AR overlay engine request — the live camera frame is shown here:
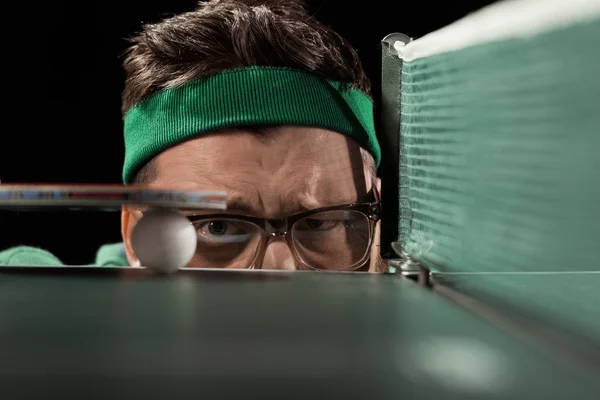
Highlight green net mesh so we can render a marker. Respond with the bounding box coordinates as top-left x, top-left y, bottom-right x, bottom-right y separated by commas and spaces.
397, 18, 600, 342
